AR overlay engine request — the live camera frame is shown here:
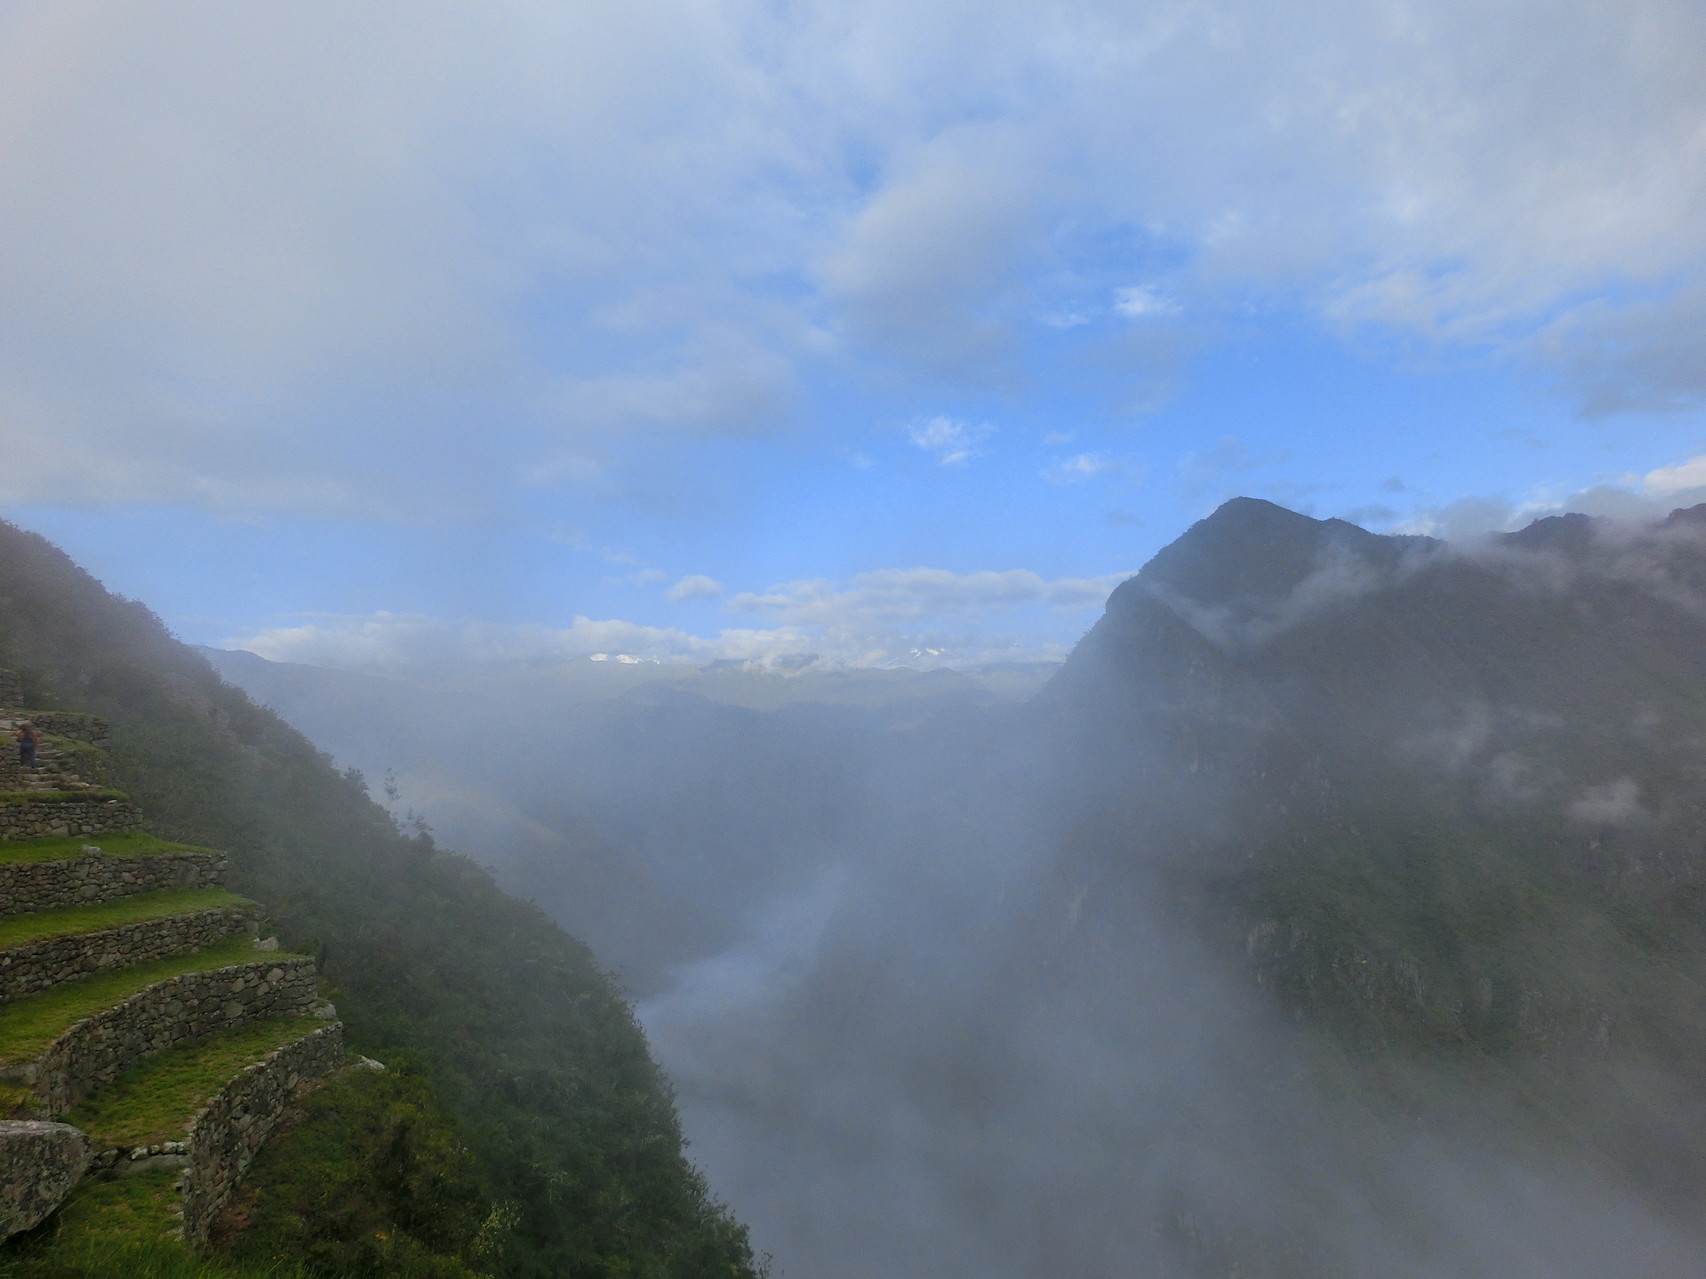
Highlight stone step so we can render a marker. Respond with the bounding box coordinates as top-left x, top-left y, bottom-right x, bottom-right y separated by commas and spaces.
9, 778, 100, 794
0, 792, 141, 842
0, 833, 226, 917
66, 1015, 344, 1244
1, 718, 114, 796
0, 938, 319, 1118
0, 712, 110, 750
0, 889, 258, 1003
